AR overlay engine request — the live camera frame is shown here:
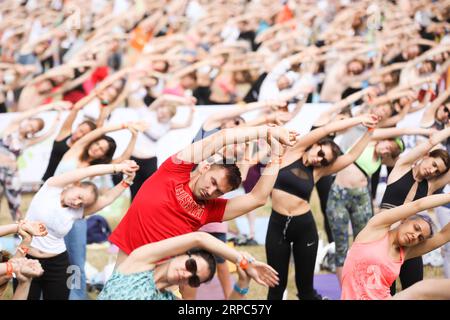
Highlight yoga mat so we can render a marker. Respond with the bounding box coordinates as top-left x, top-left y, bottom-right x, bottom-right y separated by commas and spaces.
314, 274, 341, 300
196, 276, 226, 300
